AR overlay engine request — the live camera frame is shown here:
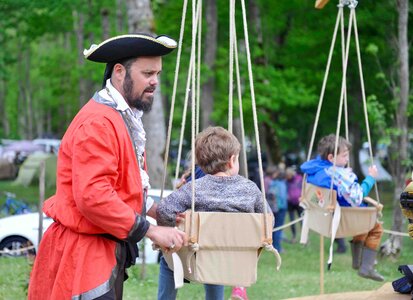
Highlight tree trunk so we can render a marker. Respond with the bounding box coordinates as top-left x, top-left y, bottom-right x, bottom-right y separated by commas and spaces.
233, 118, 248, 178
201, 0, 217, 130
73, 10, 88, 108
116, 0, 125, 33
126, 0, 164, 279
249, 0, 280, 166
101, 8, 110, 40
127, 0, 165, 188
24, 49, 34, 139
0, 79, 9, 136
380, 0, 409, 257
126, 0, 154, 33
17, 39, 26, 138
348, 88, 362, 178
